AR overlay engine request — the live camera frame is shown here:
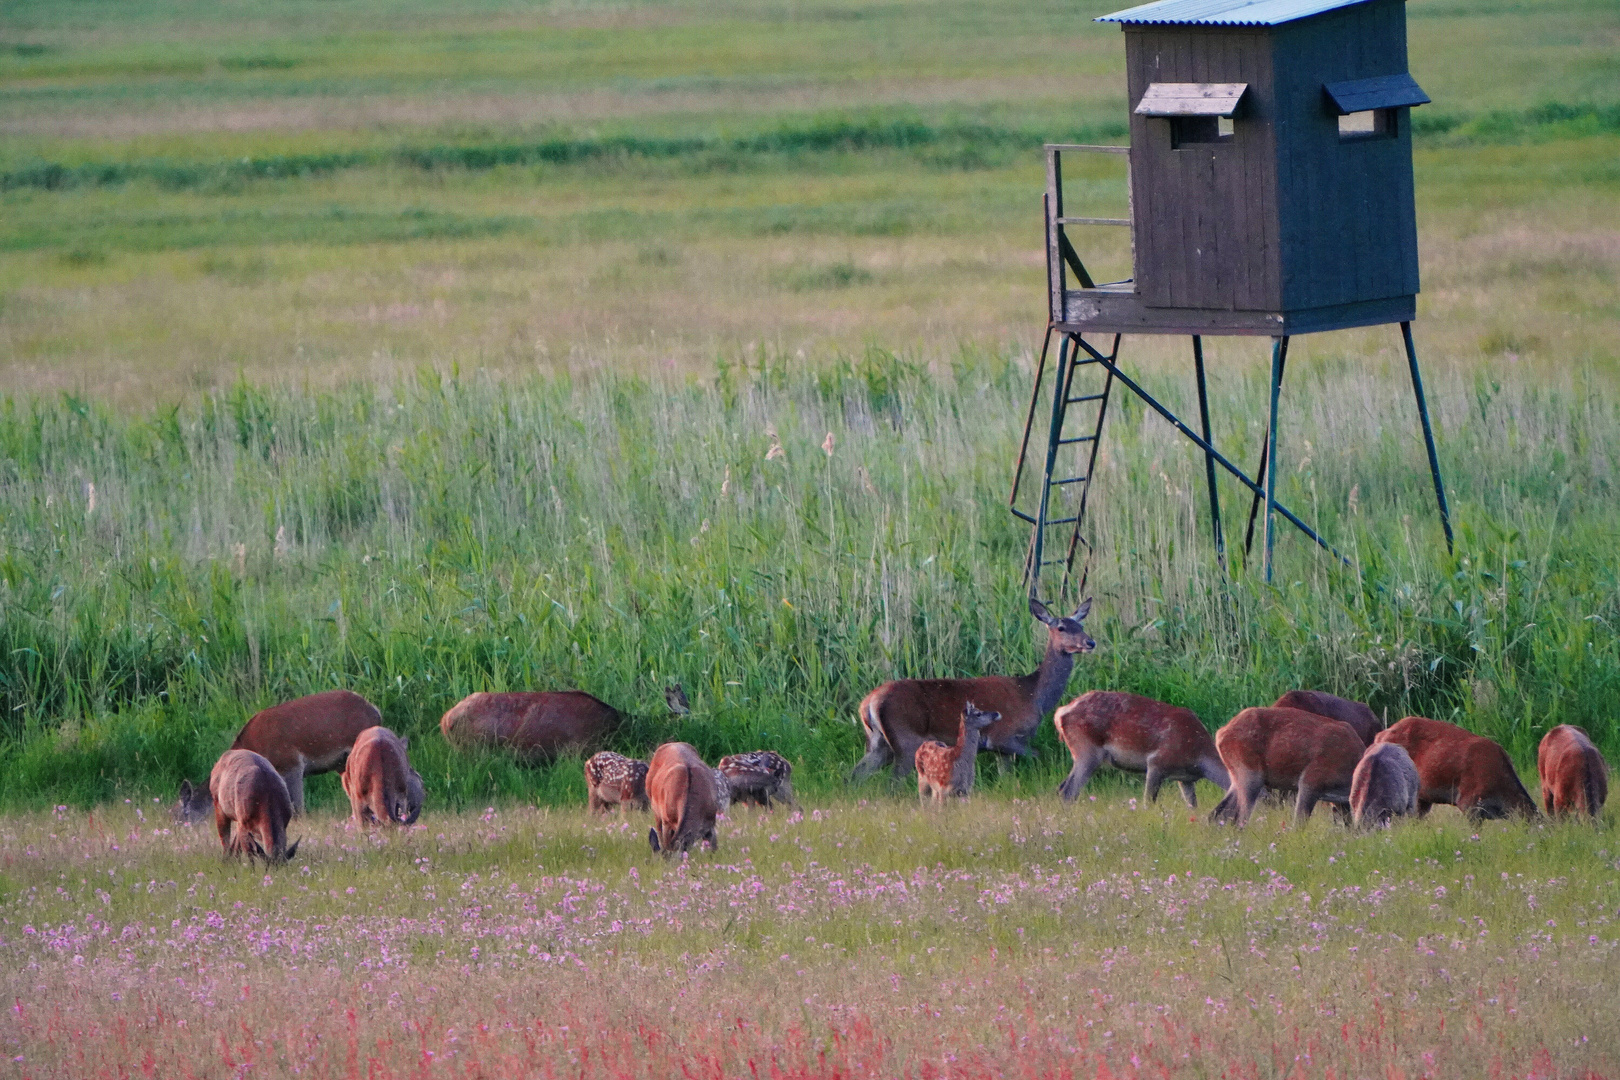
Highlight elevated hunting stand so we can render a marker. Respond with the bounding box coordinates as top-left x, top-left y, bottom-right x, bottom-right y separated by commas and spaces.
1010, 0, 1452, 602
